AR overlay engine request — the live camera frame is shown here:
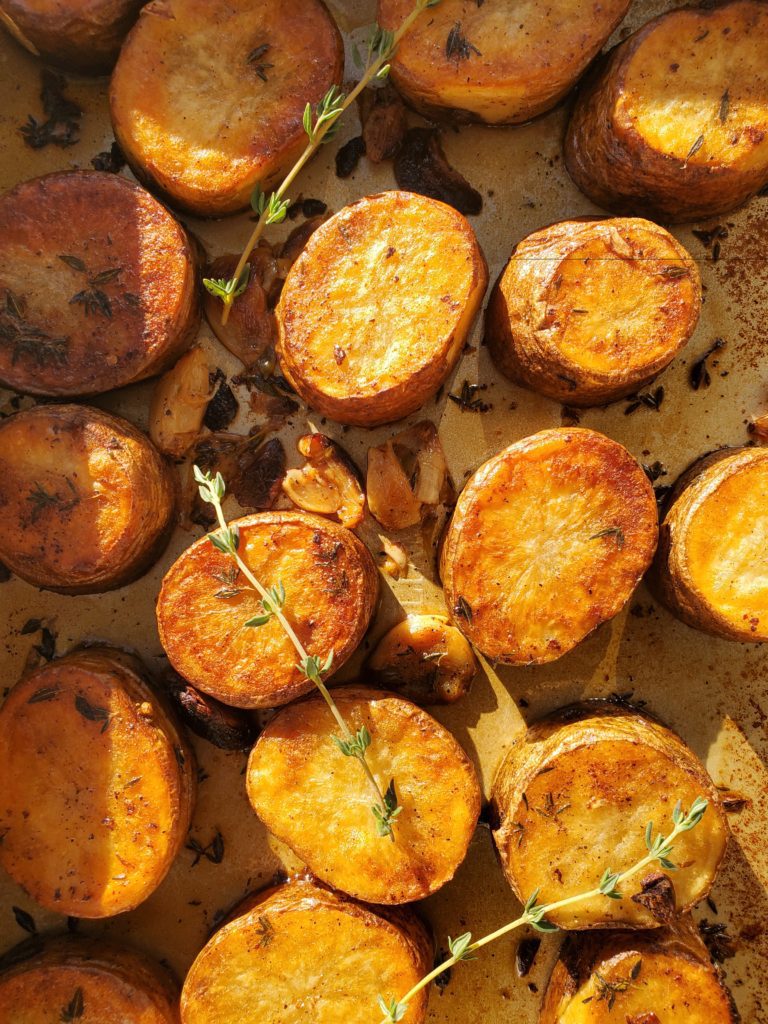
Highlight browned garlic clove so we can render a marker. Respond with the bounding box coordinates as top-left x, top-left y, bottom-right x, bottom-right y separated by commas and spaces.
149, 345, 212, 457
203, 249, 278, 366
282, 433, 365, 529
